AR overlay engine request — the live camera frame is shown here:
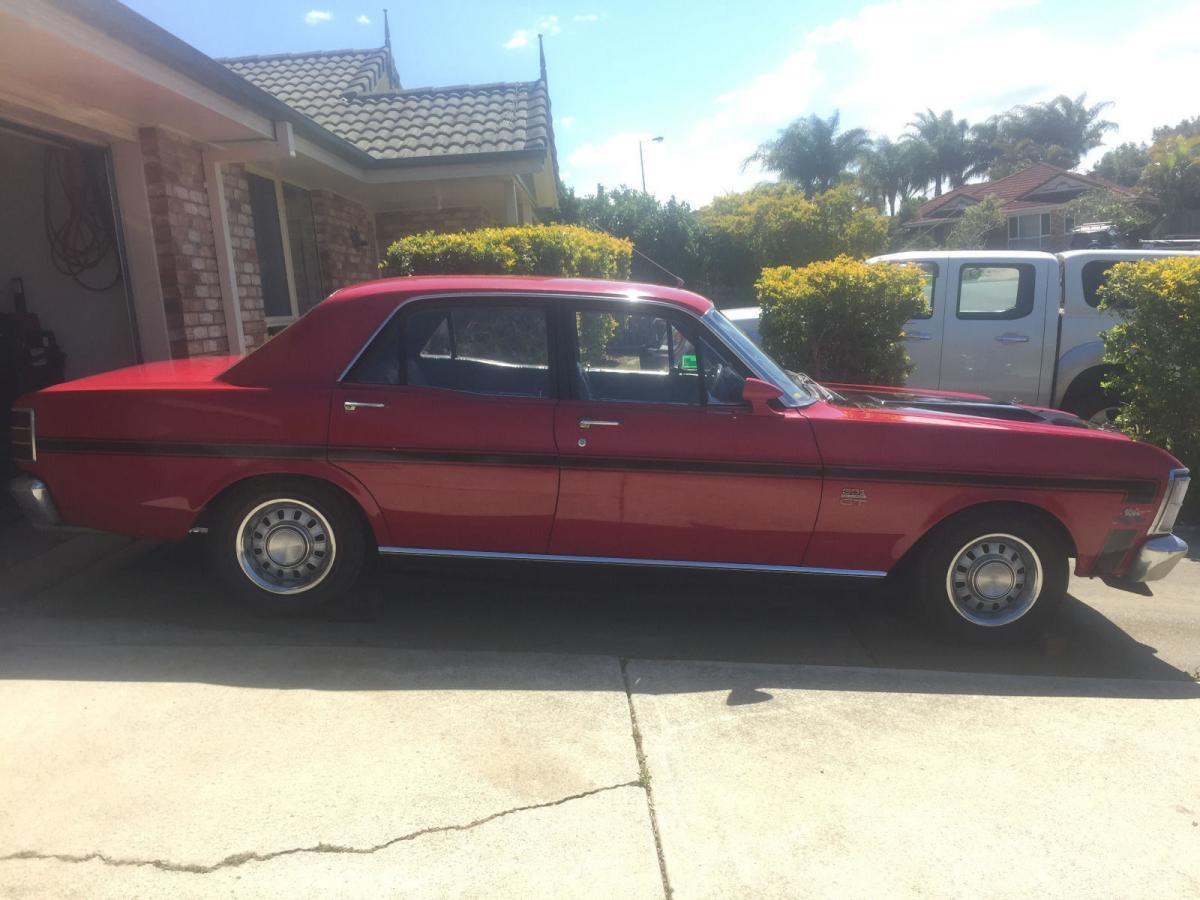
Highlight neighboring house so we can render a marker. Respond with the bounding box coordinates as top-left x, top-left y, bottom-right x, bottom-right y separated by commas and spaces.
0, 0, 558, 386
906, 164, 1137, 251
